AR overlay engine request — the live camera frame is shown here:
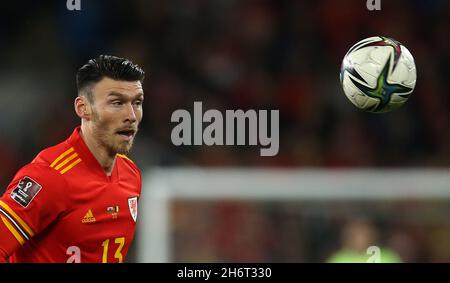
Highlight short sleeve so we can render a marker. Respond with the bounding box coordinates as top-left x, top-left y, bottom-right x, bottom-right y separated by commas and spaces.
0, 163, 68, 253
